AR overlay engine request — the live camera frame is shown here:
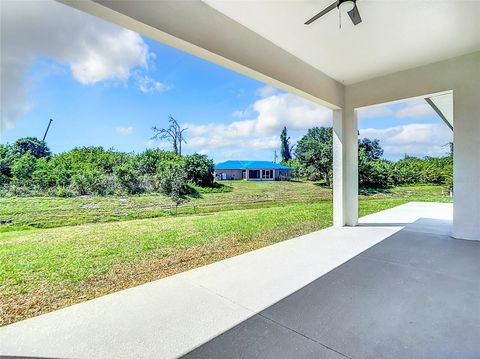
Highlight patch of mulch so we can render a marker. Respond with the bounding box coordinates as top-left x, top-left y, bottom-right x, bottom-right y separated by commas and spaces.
0, 238, 268, 327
